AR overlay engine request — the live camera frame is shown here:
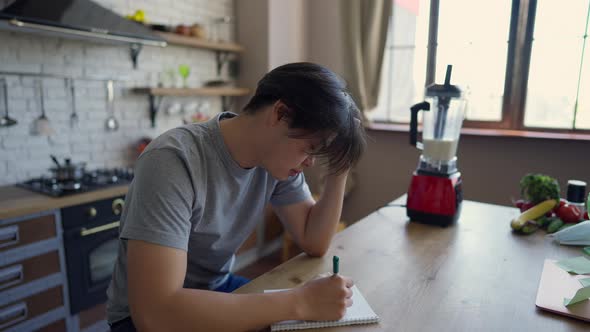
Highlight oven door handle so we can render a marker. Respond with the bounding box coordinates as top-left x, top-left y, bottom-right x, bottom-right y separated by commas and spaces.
80, 221, 120, 237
